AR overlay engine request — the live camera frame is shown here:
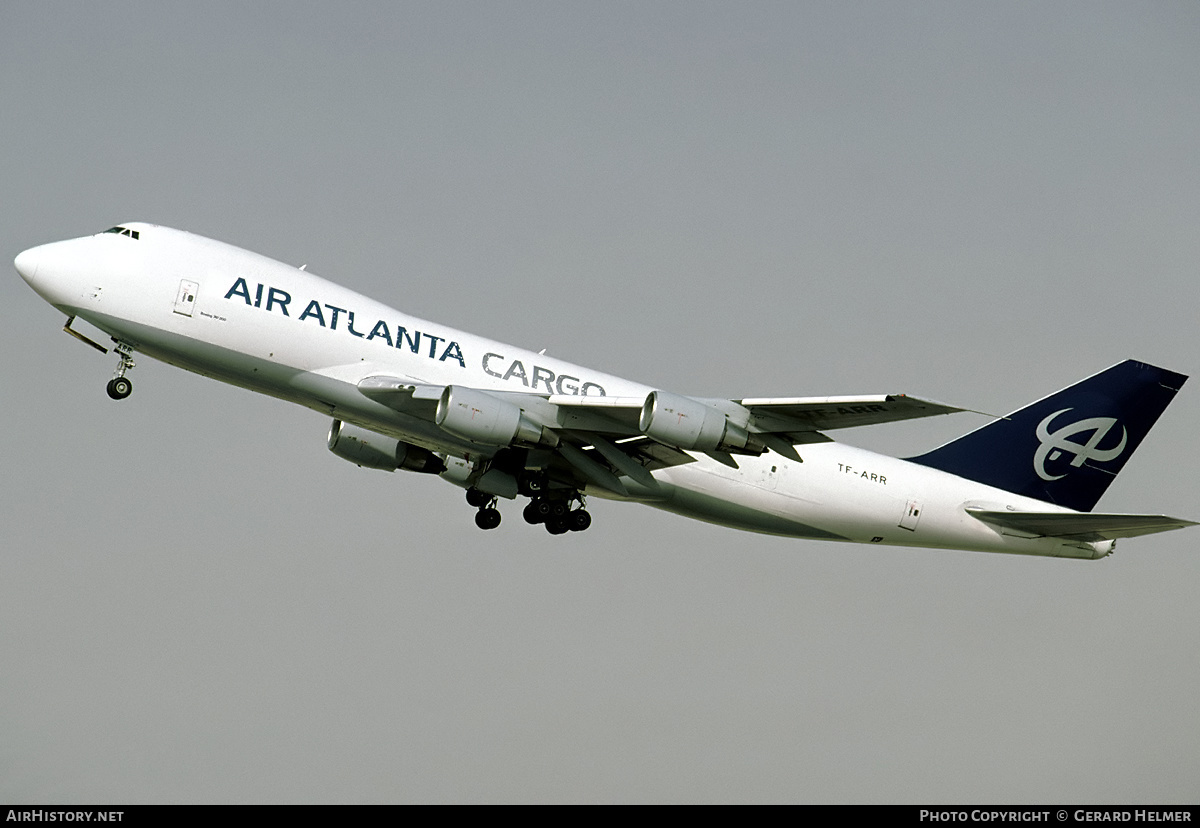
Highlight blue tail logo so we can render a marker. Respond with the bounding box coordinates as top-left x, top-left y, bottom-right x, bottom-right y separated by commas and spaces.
910, 360, 1186, 511
1034, 409, 1127, 481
